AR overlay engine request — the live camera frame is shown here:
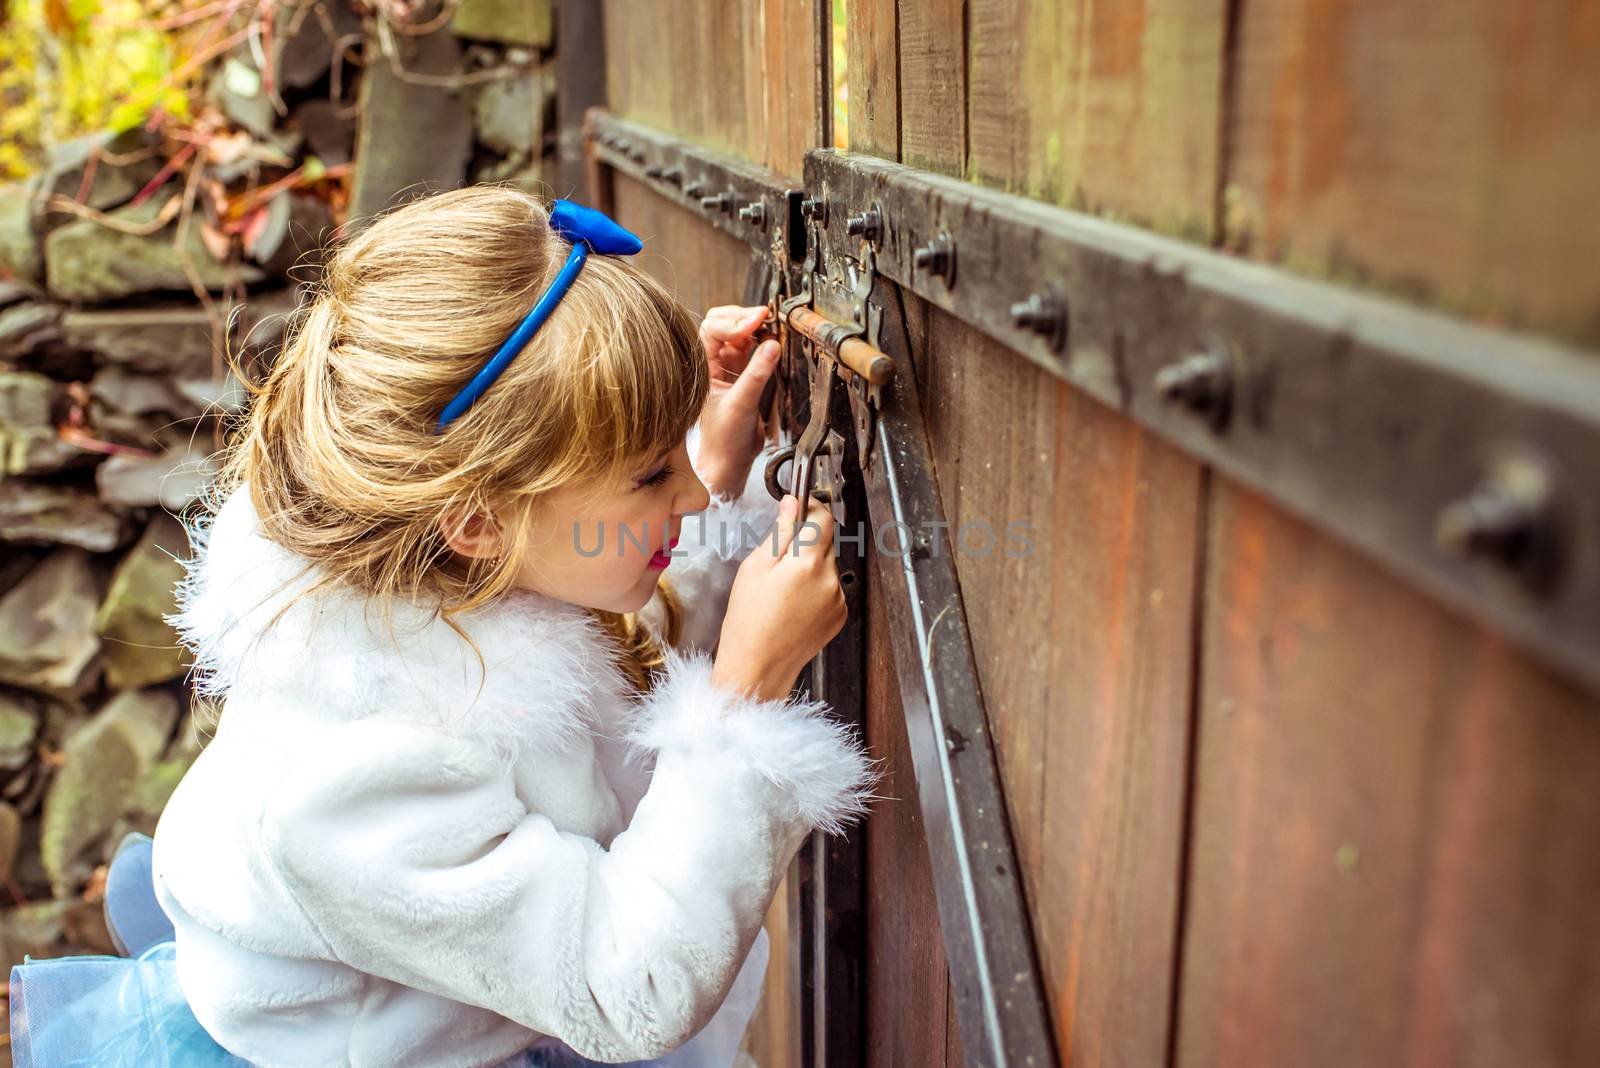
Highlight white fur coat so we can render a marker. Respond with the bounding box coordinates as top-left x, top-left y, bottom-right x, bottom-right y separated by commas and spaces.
150, 433, 875, 1068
